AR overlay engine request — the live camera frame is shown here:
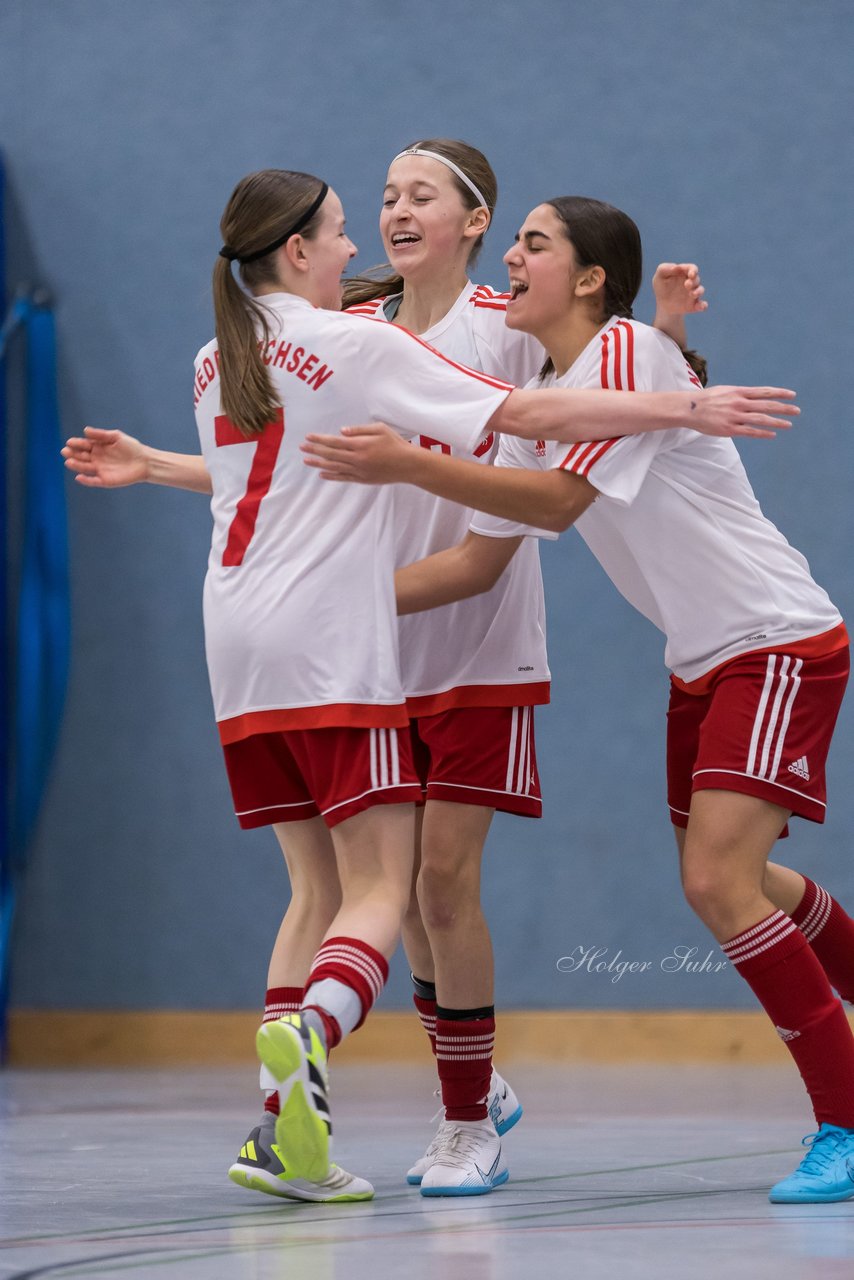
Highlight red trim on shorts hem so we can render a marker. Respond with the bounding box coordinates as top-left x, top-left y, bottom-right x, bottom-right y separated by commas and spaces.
425, 781, 542, 818
691, 769, 825, 824
218, 702, 410, 744
322, 784, 423, 829
406, 682, 550, 717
